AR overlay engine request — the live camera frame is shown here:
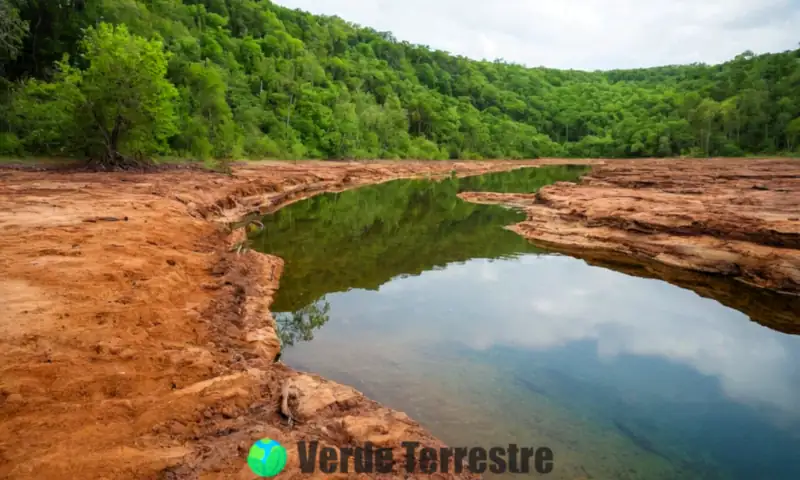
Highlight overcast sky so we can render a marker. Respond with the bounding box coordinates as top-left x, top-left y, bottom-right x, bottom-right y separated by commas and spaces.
275, 0, 800, 70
